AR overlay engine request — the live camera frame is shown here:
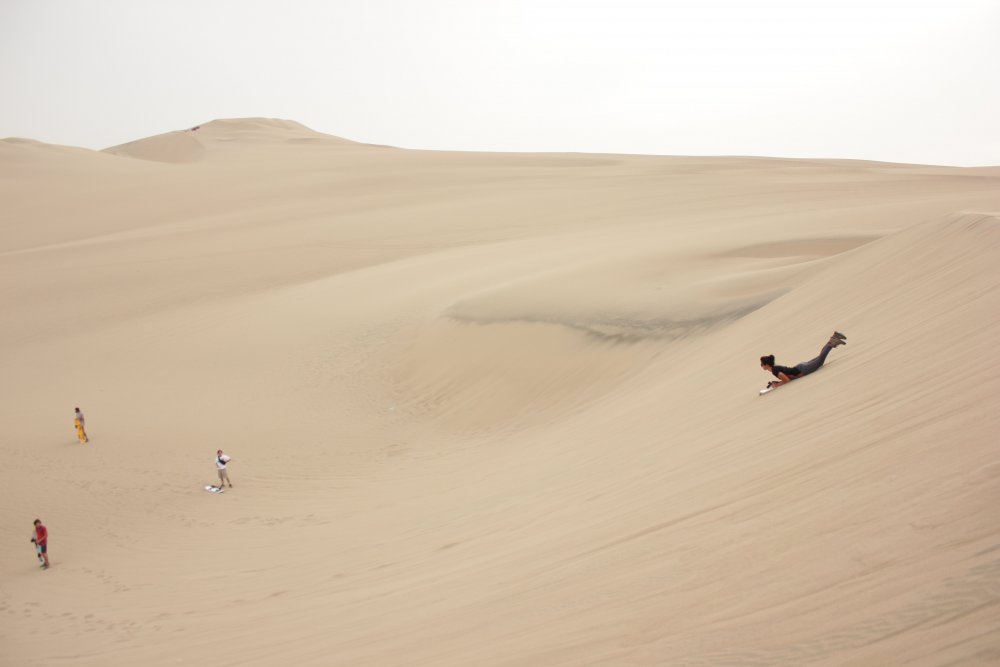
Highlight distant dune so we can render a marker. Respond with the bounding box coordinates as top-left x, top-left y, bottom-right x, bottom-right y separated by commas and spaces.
2, 119, 999, 666
102, 117, 365, 163
104, 129, 206, 163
